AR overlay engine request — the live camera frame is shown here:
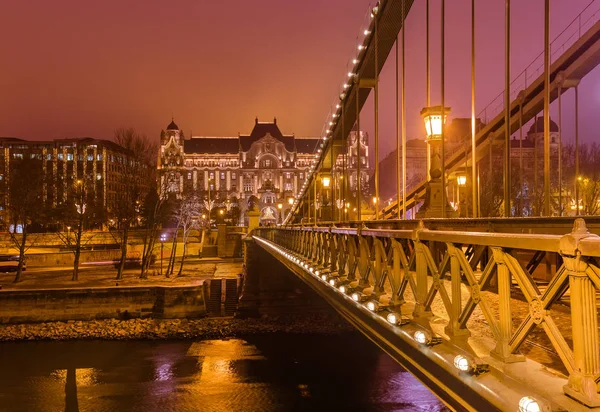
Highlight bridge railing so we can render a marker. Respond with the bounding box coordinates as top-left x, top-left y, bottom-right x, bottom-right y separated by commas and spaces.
254, 218, 600, 407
